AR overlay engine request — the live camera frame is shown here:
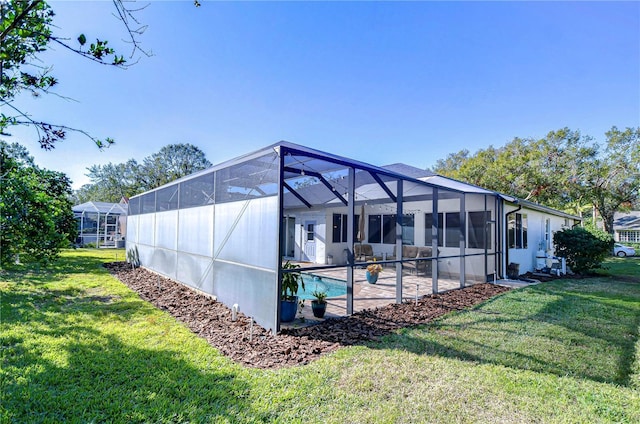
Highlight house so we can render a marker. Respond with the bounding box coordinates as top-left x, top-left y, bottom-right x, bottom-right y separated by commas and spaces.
613, 211, 640, 243
125, 141, 580, 332
292, 167, 579, 275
